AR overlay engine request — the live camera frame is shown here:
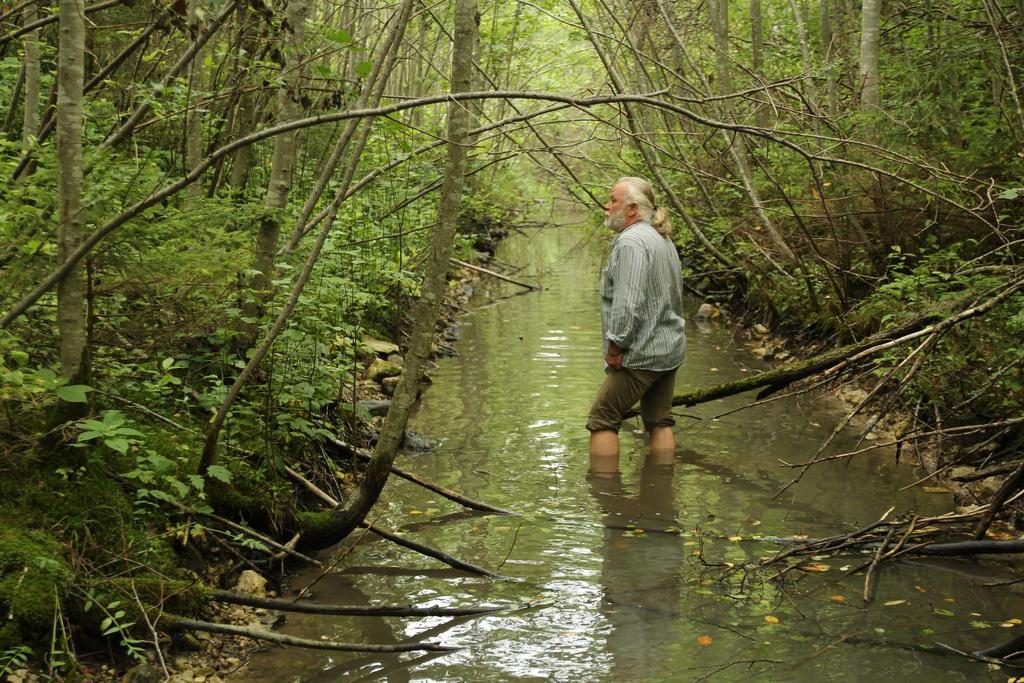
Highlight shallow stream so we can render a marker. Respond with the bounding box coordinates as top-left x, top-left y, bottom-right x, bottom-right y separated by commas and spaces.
238, 221, 1021, 682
